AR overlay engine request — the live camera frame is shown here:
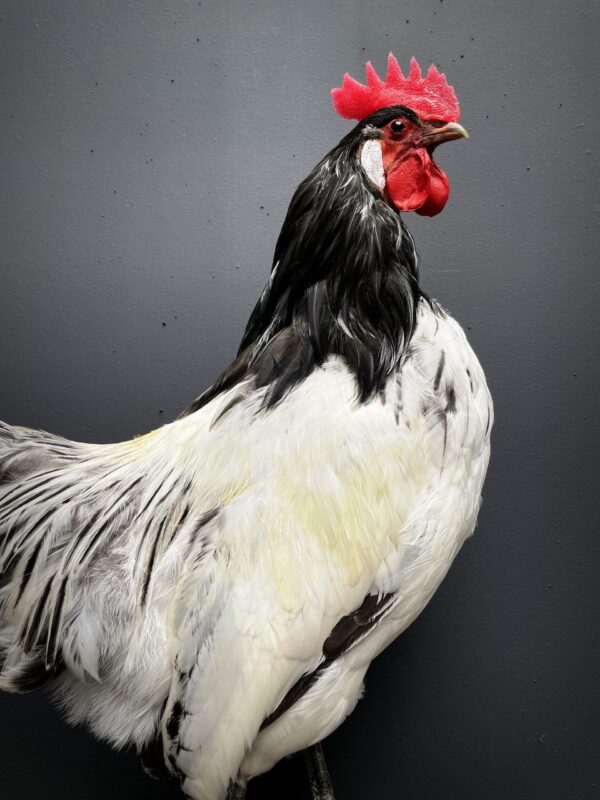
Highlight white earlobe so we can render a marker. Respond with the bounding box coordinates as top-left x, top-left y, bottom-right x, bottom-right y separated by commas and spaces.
360, 139, 385, 190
